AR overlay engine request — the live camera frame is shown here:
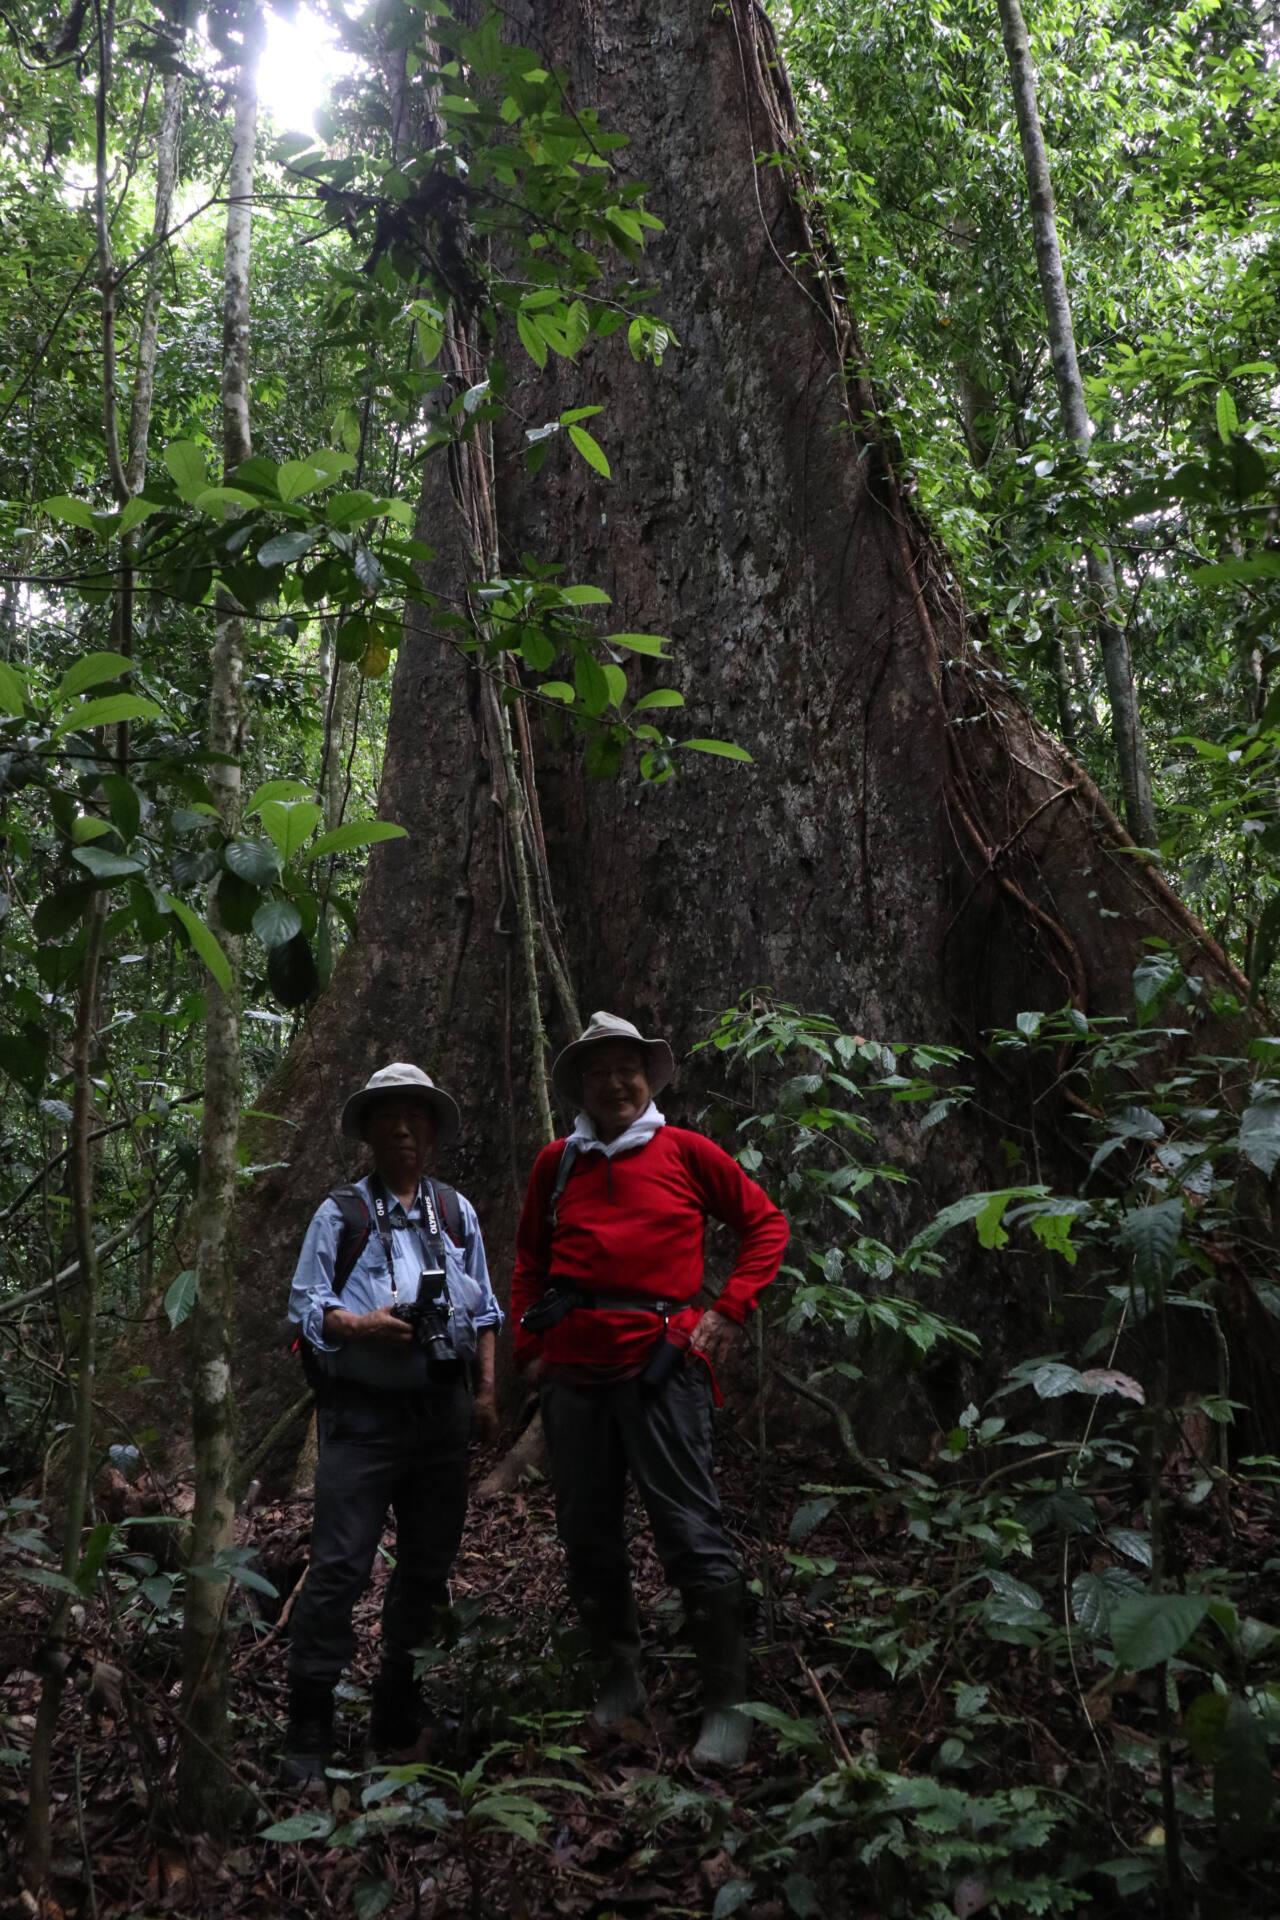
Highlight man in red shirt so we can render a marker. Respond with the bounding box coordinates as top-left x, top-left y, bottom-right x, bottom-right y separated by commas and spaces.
512, 1011, 788, 1768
